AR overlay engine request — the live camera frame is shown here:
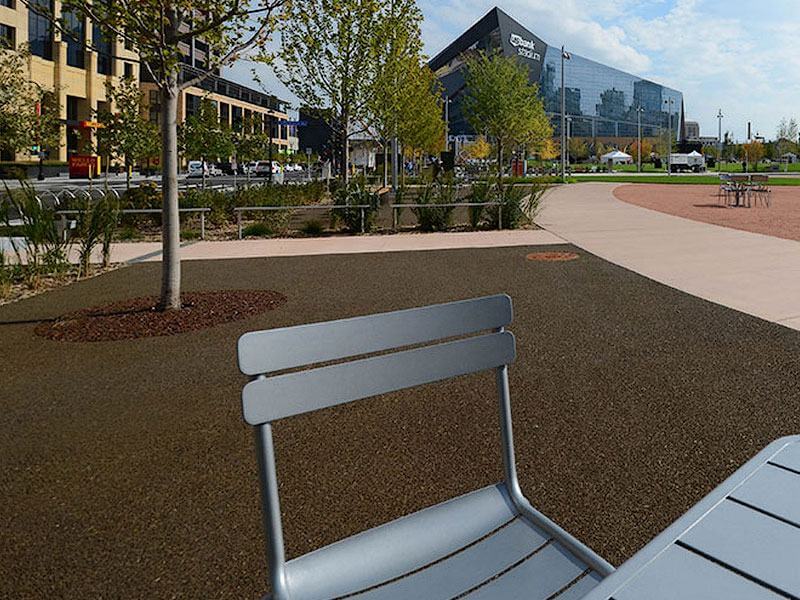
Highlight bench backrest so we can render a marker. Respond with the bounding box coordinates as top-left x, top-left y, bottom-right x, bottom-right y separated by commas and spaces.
237, 295, 518, 595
